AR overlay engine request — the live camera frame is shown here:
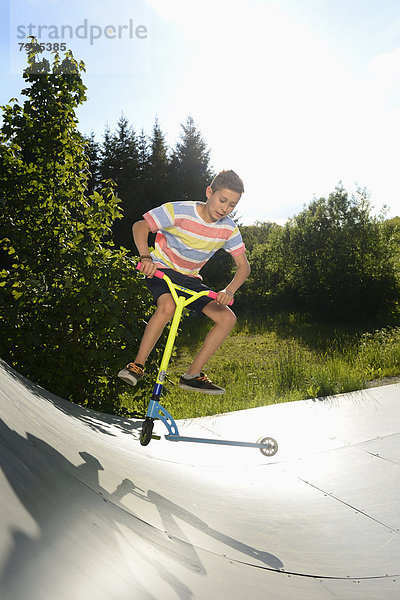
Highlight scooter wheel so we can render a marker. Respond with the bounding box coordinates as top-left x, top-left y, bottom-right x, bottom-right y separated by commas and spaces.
258, 436, 278, 457
140, 418, 154, 446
